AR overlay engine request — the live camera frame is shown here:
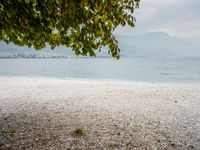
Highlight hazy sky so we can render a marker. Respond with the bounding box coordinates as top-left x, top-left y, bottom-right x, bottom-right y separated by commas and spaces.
116, 0, 200, 43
